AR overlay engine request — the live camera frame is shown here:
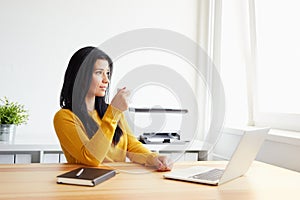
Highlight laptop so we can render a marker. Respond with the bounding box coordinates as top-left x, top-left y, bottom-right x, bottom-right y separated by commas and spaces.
163, 127, 269, 185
